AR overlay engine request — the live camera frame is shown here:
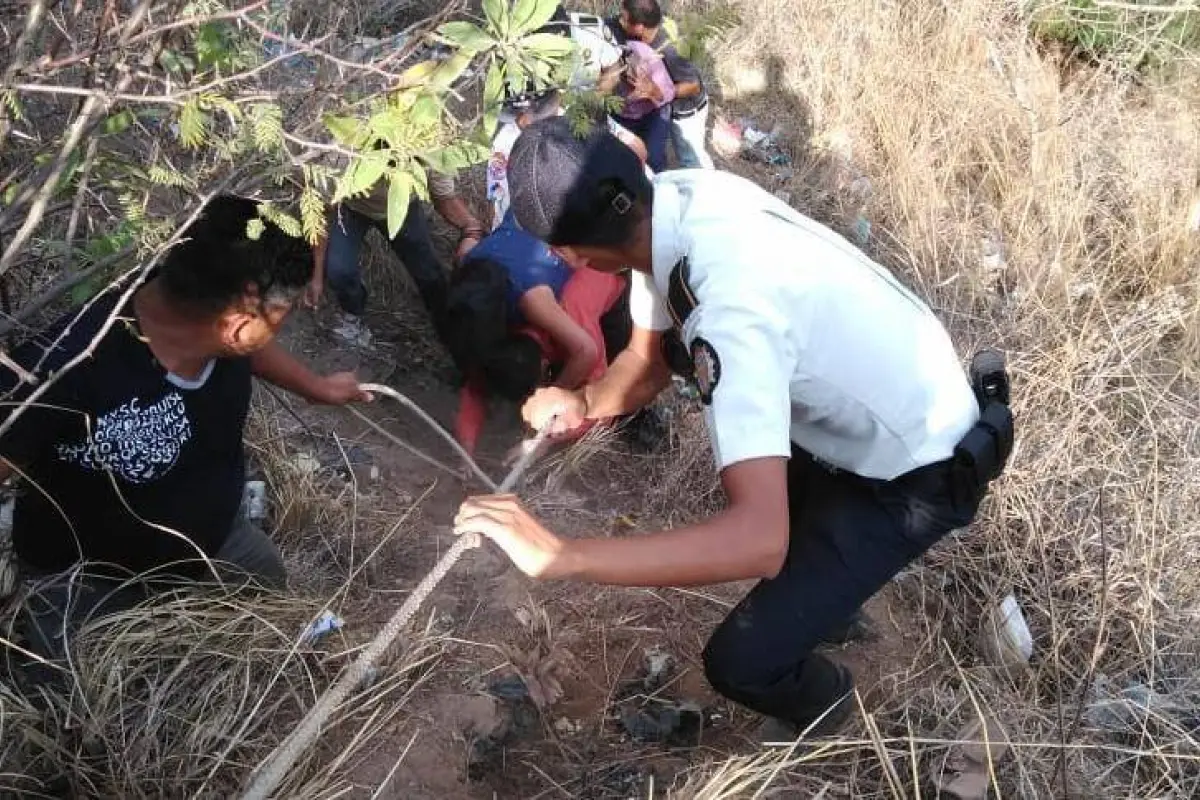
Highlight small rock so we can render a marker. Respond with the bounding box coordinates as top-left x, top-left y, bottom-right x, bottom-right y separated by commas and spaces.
644, 646, 675, 687
350, 463, 381, 484
931, 715, 1010, 800
553, 717, 582, 735
292, 452, 321, 475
